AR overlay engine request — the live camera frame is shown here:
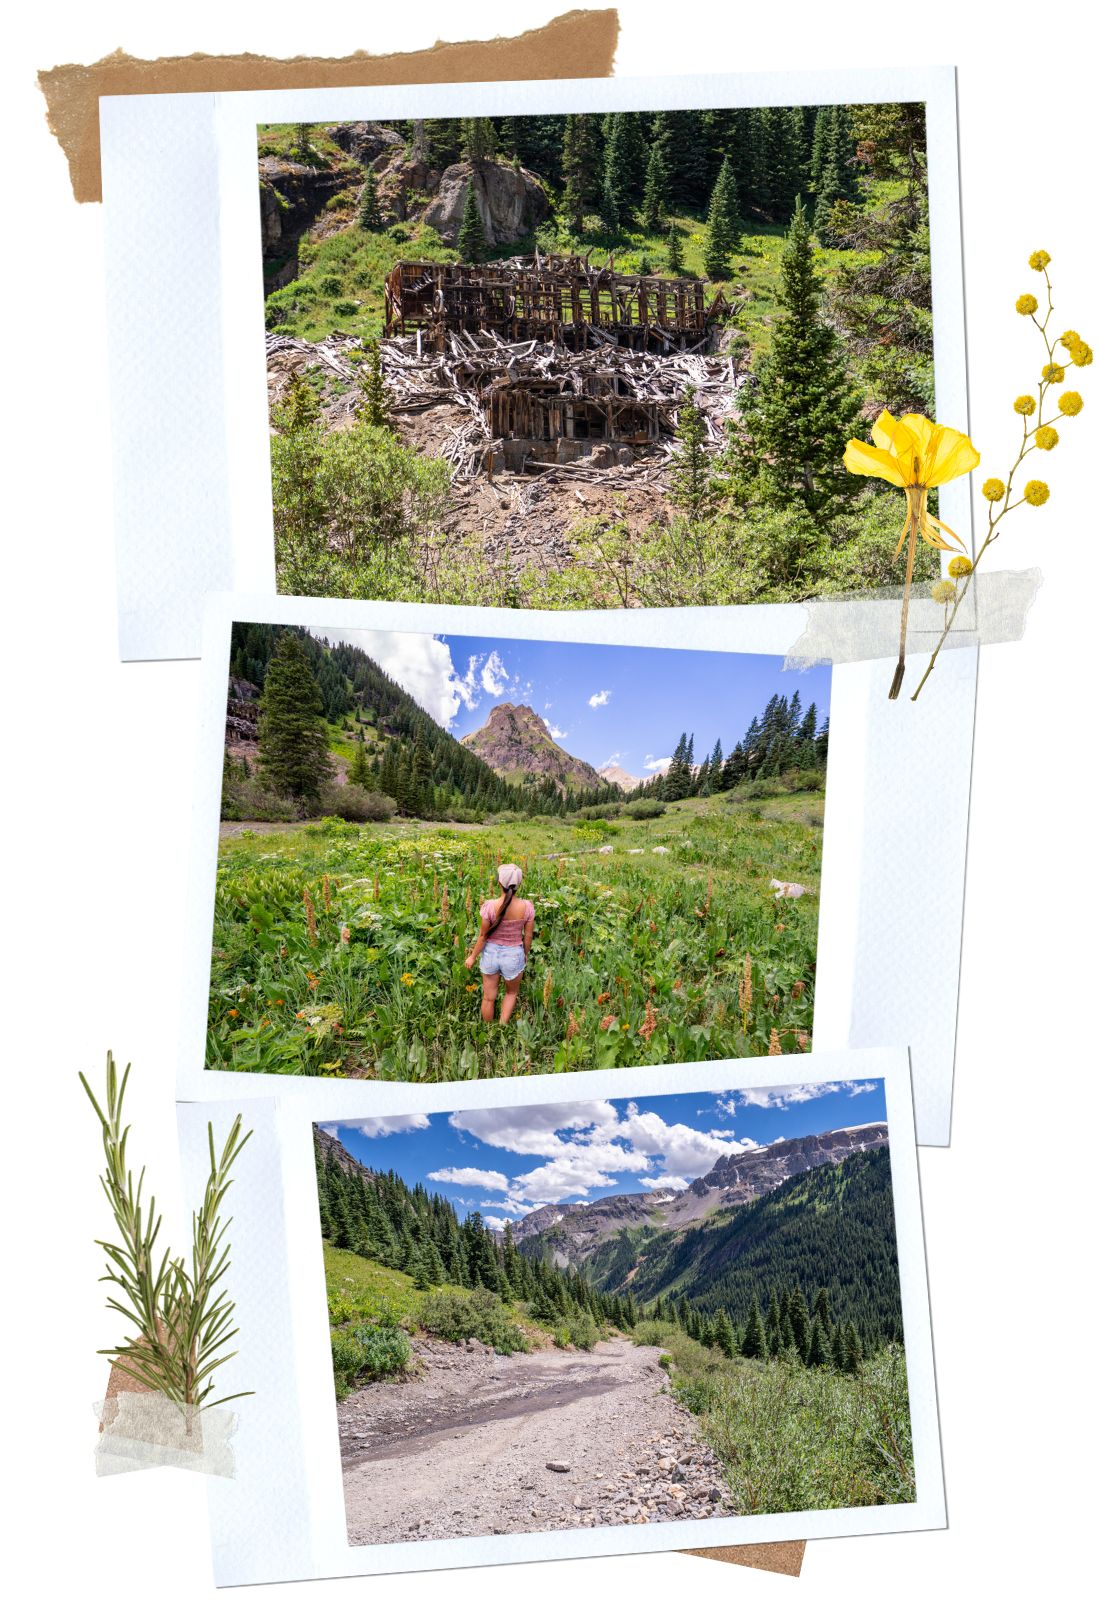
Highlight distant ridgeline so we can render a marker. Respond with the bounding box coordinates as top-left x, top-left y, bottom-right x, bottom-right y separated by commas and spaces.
520, 1145, 903, 1366
314, 1128, 637, 1330
228, 621, 827, 823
